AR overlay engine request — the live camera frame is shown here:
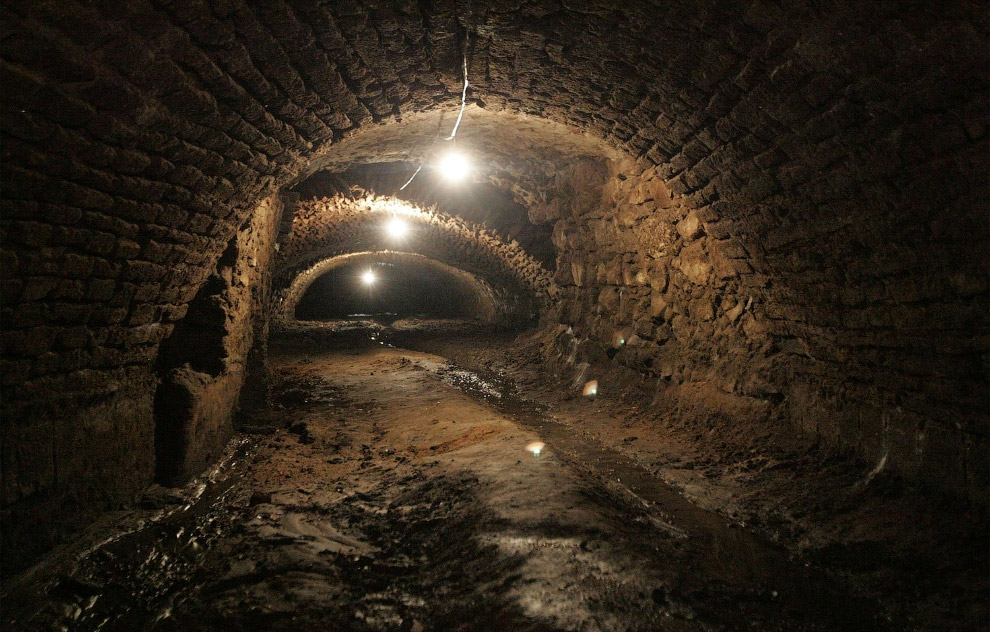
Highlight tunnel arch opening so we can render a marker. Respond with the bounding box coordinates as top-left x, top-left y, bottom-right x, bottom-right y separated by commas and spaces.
1, 0, 986, 579
272, 194, 557, 311
286, 251, 500, 325
290, 161, 559, 270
